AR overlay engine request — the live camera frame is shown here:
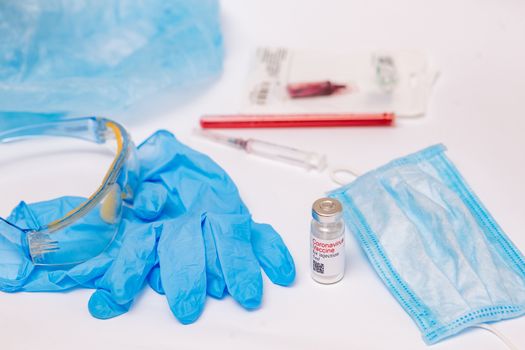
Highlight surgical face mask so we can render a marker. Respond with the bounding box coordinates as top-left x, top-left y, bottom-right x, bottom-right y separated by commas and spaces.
0, 117, 139, 266
329, 144, 525, 344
